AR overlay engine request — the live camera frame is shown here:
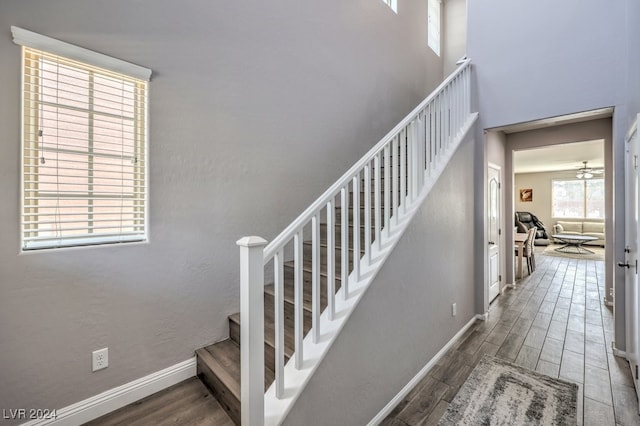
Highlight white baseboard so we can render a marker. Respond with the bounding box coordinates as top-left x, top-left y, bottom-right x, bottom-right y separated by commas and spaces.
502, 283, 515, 294
367, 316, 478, 425
21, 358, 196, 426
476, 312, 489, 321
612, 341, 627, 359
